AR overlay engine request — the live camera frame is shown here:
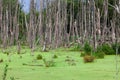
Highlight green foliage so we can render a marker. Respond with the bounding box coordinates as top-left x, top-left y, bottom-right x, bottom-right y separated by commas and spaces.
3, 64, 8, 80
95, 52, 105, 59
112, 43, 120, 54
94, 46, 105, 59
80, 42, 93, 57
43, 58, 55, 67
0, 59, 3, 63
36, 54, 43, 60
80, 52, 85, 57
101, 44, 115, 55
83, 42, 92, 55
52, 54, 58, 59
83, 55, 94, 63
